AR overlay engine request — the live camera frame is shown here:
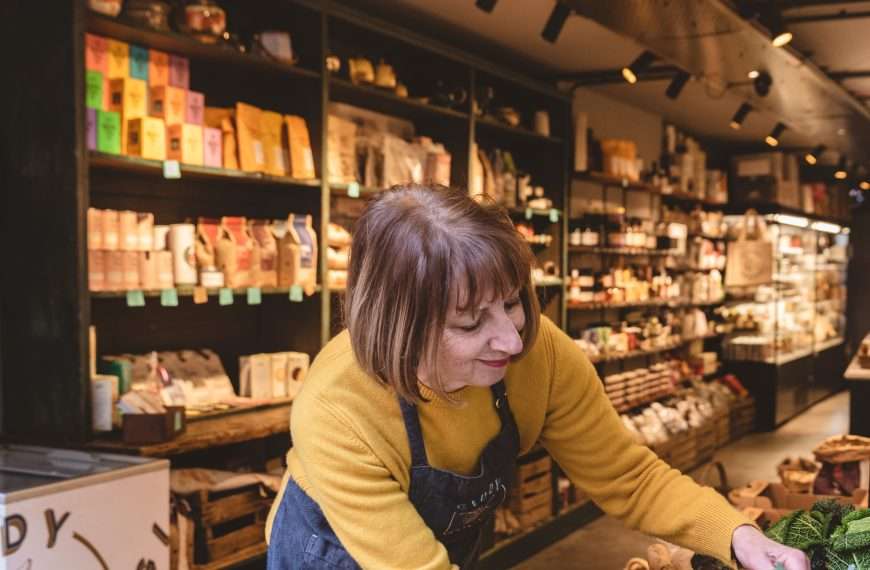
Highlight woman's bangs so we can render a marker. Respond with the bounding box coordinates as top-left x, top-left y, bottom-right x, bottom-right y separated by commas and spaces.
452, 236, 531, 314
